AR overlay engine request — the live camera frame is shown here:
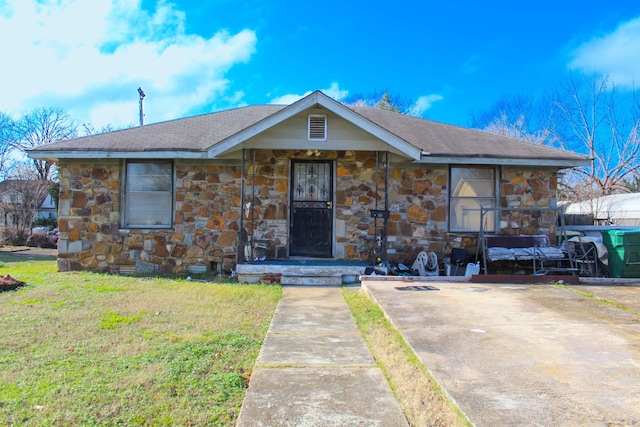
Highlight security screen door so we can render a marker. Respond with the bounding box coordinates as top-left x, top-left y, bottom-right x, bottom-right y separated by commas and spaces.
289, 160, 333, 257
